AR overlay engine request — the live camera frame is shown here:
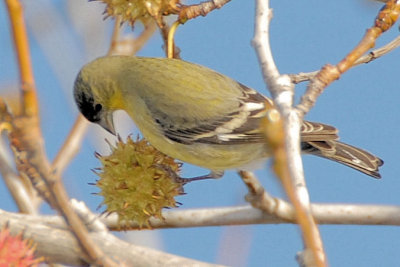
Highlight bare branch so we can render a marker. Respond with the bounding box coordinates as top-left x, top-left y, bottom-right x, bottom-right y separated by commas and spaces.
3, 203, 400, 232
354, 35, 400, 66
290, 35, 400, 84
87, 204, 400, 229
5, 1, 118, 265
0, 137, 37, 214
0, 208, 223, 267
52, 115, 89, 177
3, 200, 399, 265
296, 0, 400, 116
253, 1, 327, 265
178, 0, 232, 22
130, 21, 158, 55
239, 171, 294, 221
